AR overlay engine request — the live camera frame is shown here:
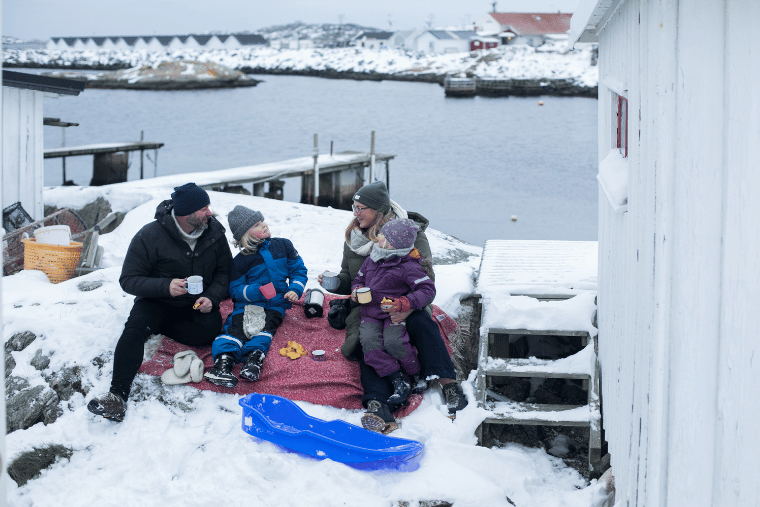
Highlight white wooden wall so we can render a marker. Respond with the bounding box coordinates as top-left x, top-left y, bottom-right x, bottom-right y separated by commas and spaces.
1, 87, 44, 221
596, 1, 760, 506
